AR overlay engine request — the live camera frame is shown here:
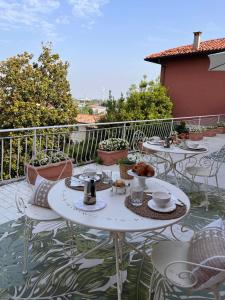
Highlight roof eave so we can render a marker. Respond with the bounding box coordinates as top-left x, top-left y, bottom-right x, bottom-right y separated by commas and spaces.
144, 48, 225, 64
